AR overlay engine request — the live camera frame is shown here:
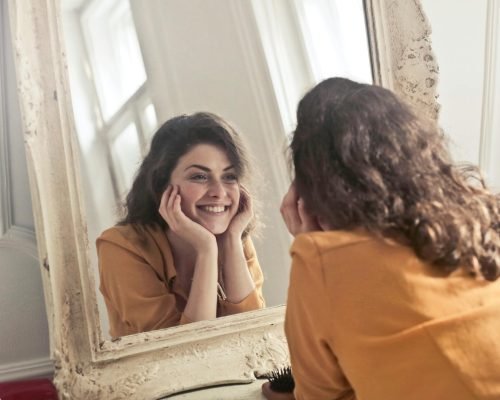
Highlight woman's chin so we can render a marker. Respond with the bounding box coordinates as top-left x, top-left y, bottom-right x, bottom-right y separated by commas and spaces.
193, 214, 234, 235
202, 223, 229, 236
